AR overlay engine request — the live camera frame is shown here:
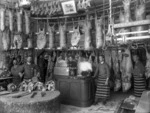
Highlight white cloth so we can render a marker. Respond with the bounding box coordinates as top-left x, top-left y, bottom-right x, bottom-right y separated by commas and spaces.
78, 61, 92, 72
